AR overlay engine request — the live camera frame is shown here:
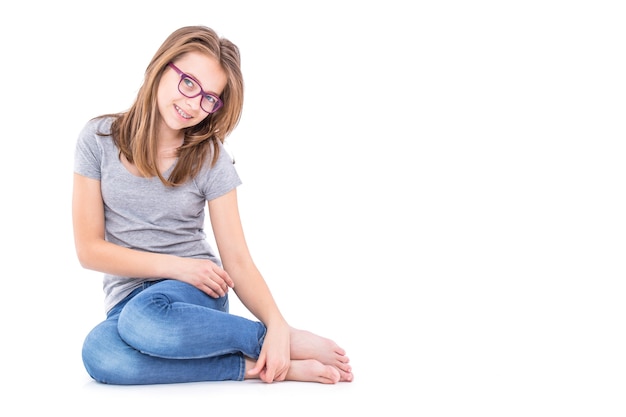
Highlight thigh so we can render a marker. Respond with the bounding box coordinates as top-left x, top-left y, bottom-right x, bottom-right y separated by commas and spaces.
129, 279, 229, 312
116, 279, 265, 360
